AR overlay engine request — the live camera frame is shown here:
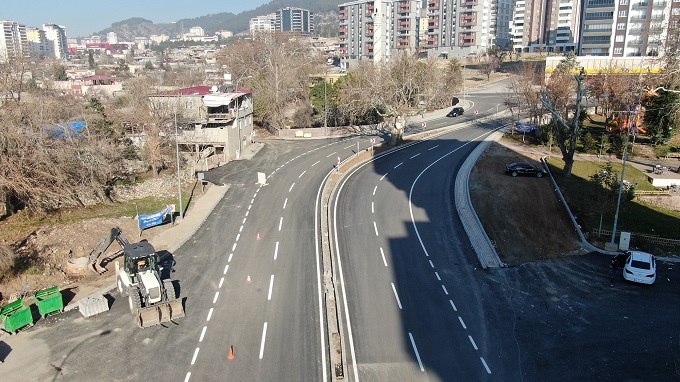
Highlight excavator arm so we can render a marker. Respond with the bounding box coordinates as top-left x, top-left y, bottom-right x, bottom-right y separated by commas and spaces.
87, 227, 130, 273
